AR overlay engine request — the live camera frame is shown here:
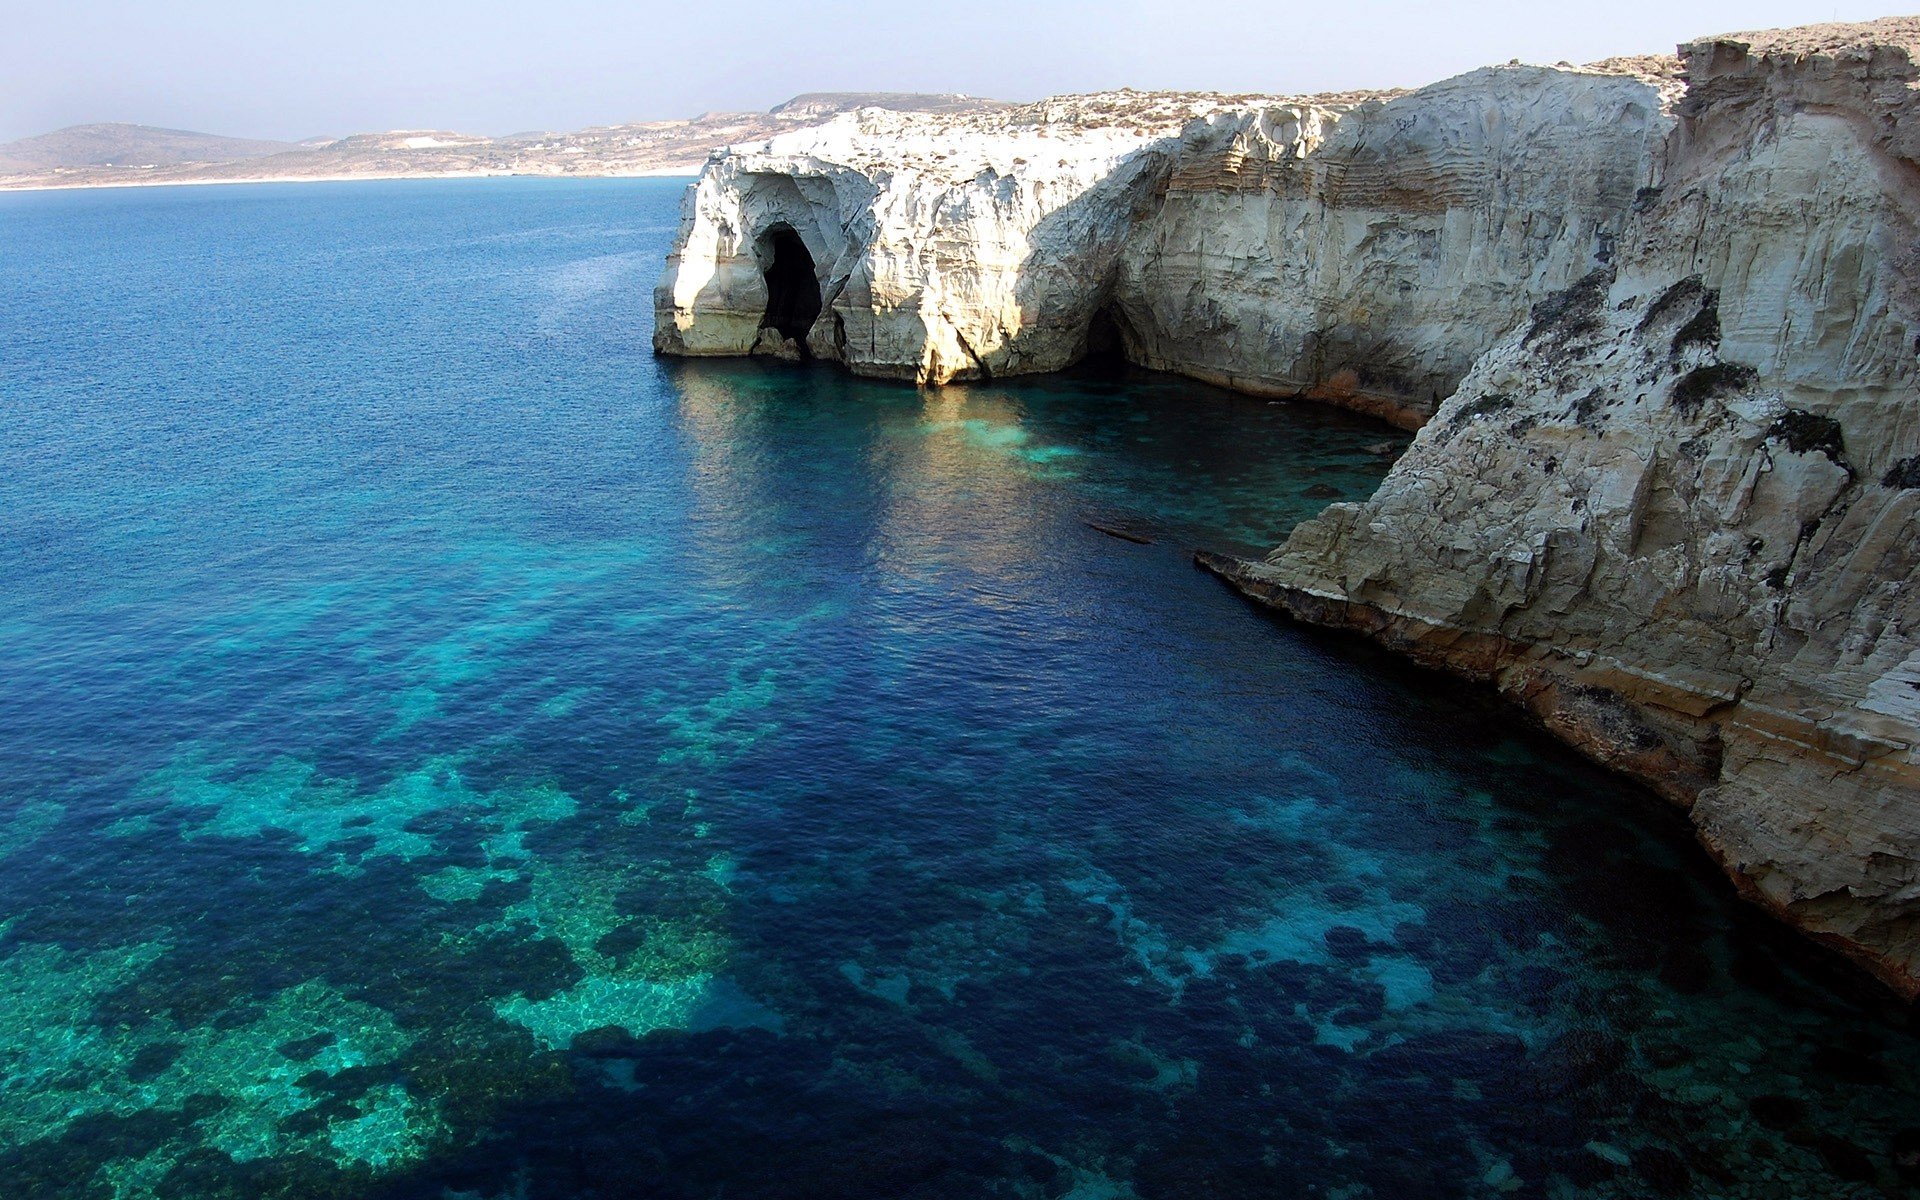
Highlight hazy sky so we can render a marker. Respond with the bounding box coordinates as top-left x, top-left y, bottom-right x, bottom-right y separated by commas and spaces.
1, 1, 1896, 142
